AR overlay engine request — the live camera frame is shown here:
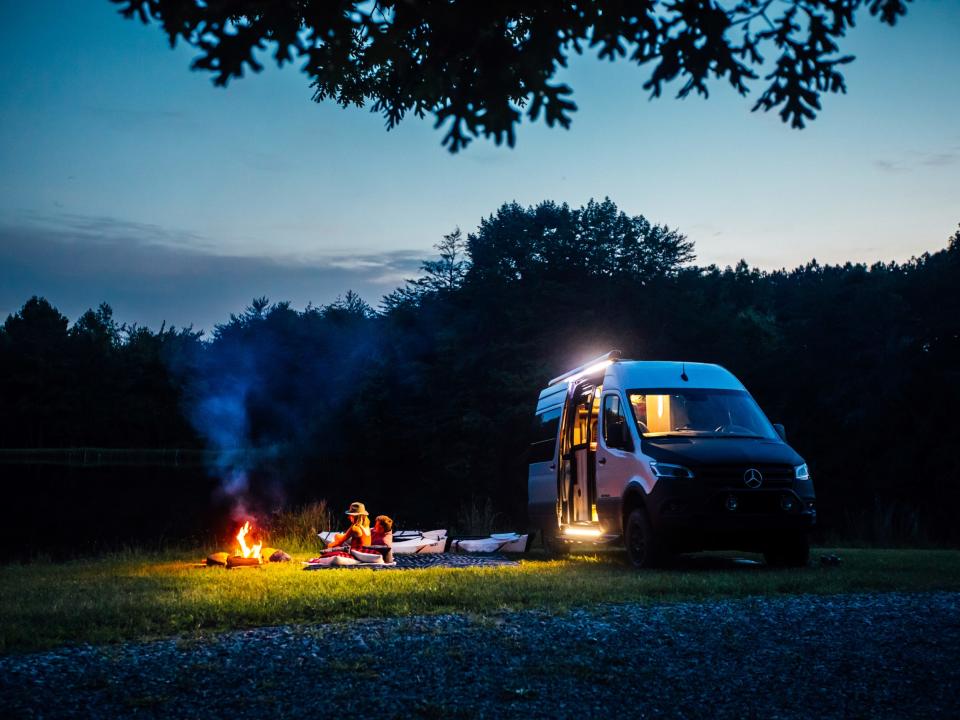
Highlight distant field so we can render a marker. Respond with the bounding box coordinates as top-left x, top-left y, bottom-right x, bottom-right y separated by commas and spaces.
2, 548, 958, 654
